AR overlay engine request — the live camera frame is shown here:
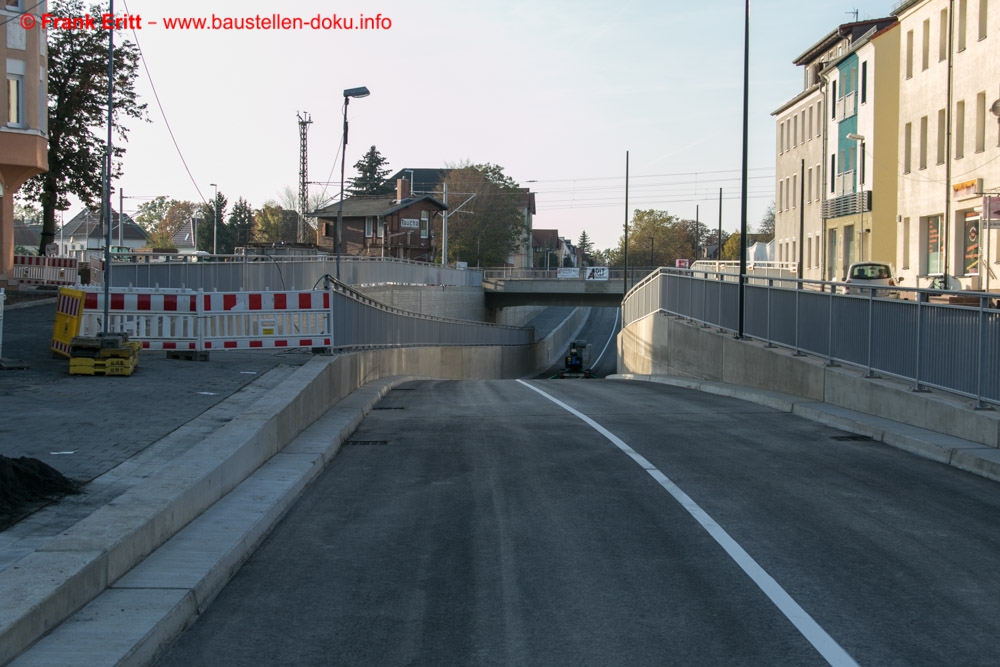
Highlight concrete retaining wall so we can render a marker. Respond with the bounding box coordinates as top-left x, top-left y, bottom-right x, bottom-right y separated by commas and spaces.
355, 285, 486, 321
619, 312, 1000, 449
